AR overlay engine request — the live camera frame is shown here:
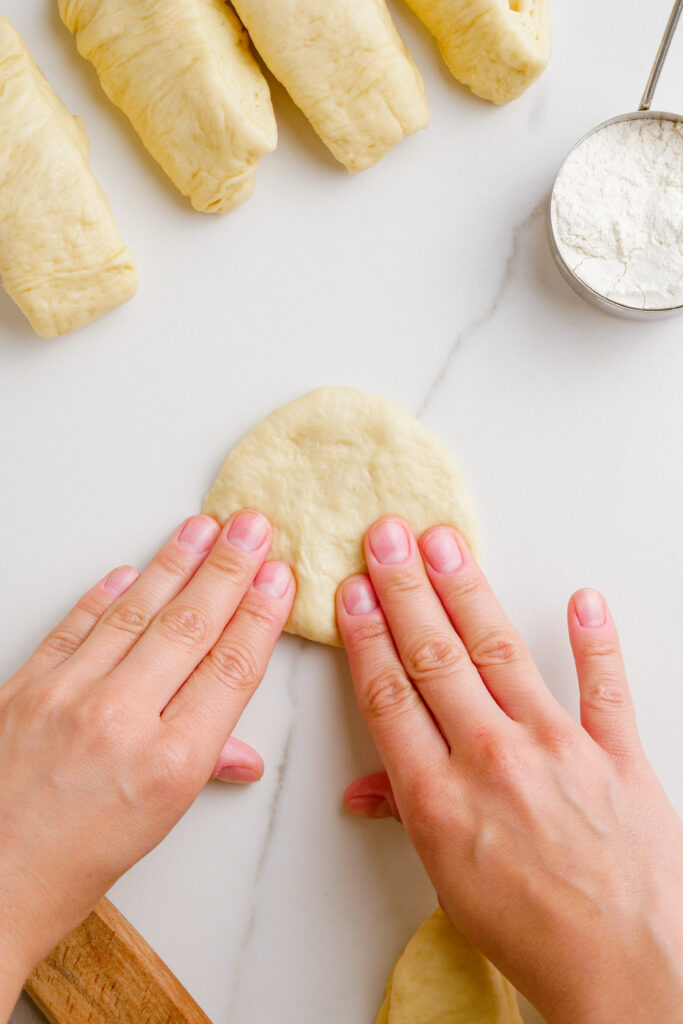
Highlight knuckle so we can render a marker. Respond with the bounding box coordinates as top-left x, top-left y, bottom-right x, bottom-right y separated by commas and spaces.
361, 667, 416, 723
240, 597, 282, 634
538, 720, 580, 756
402, 774, 449, 840
442, 572, 481, 602
346, 618, 389, 647
105, 602, 151, 639
155, 547, 192, 579
76, 692, 123, 746
41, 626, 83, 658
157, 604, 214, 649
205, 551, 248, 589
73, 593, 103, 622
468, 628, 524, 671
380, 570, 425, 602
403, 633, 464, 683
20, 680, 65, 722
205, 641, 260, 693
402, 772, 437, 812
583, 674, 630, 711
467, 727, 524, 784
581, 636, 621, 663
